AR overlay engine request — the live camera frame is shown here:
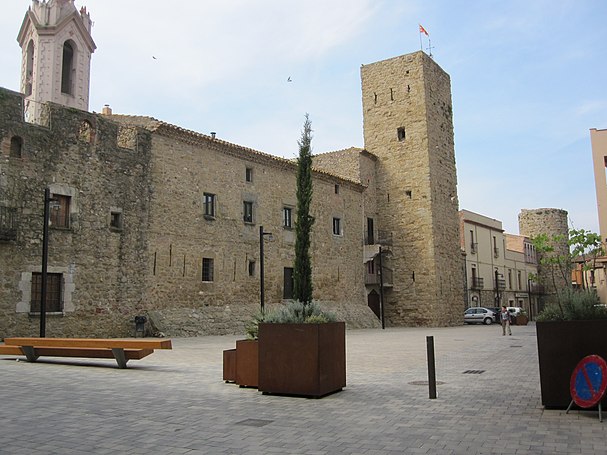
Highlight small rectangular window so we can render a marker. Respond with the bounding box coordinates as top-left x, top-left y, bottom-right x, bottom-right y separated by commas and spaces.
50, 194, 70, 229
397, 127, 406, 141
203, 193, 216, 218
248, 260, 256, 277
333, 217, 341, 236
283, 207, 292, 228
334, 184, 340, 194
243, 201, 254, 223
110, 211, 123, 230
202, 258, 214, 282
246, 167, 253, 183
